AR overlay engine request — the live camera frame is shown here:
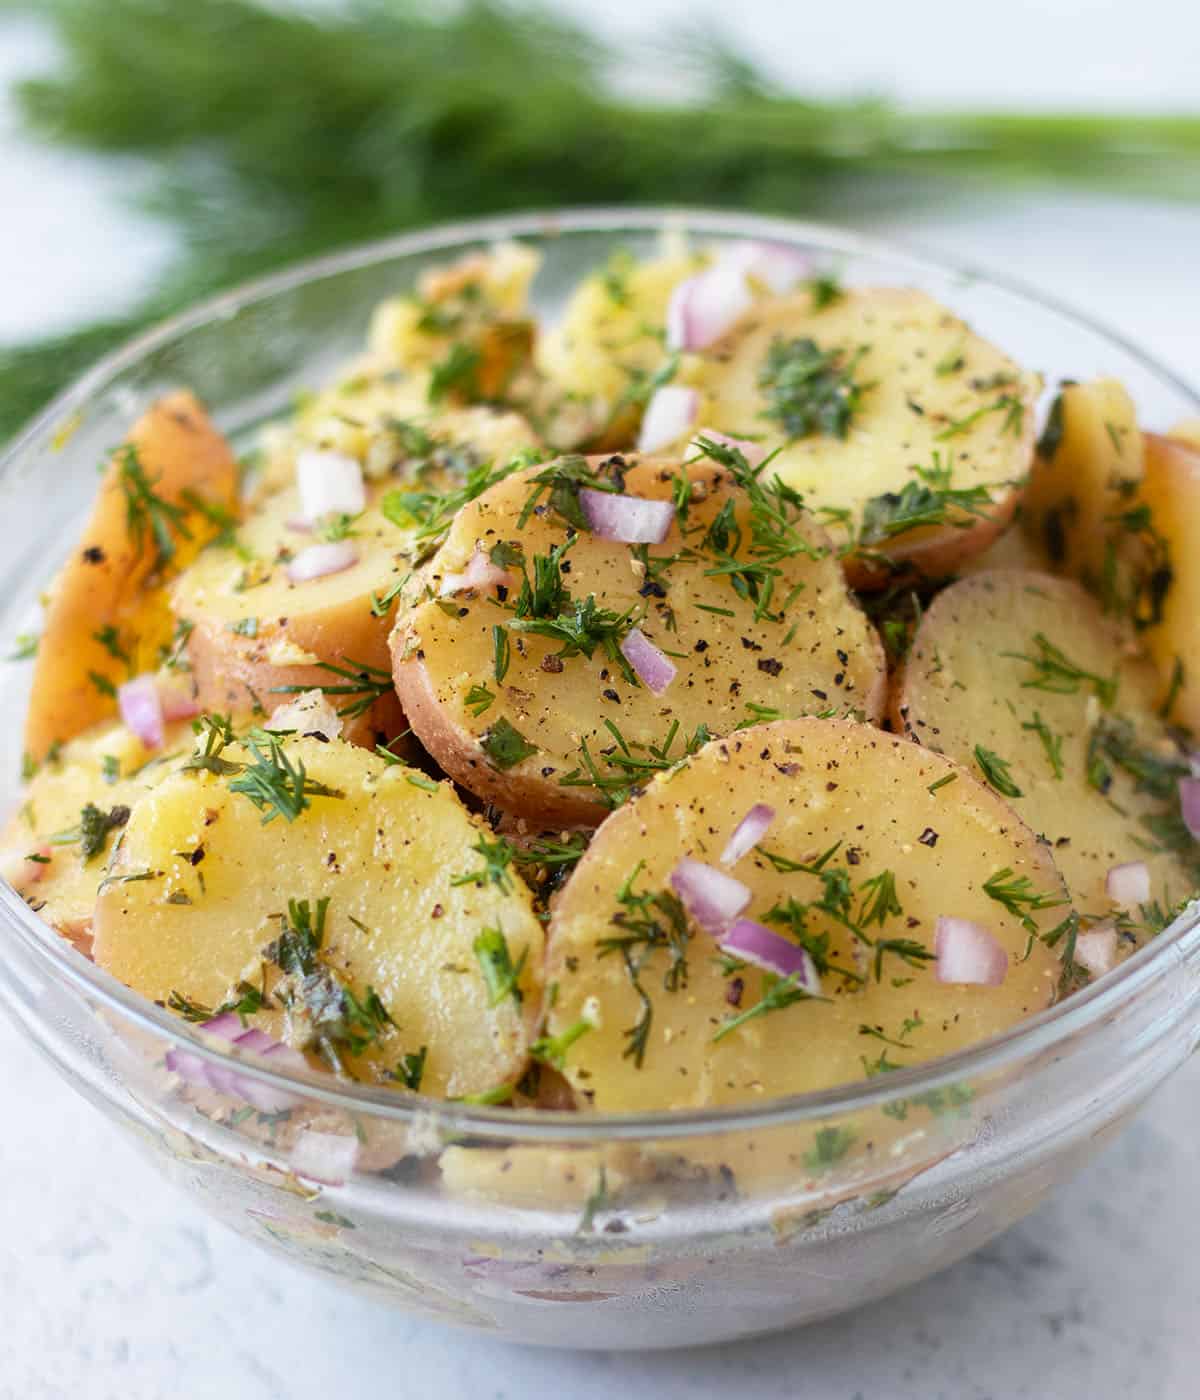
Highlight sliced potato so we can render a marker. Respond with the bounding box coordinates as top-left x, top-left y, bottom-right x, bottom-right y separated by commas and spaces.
92, 735, 545, 1099
173, 483, 408, 745
1137, 433, 1200, 731
367, 241, 538, 402
543, 718, 1065, 1112
957, 514, 1053, 578
176, 408, 540, 746
681, 287, 1040, 586
25, 391, 239, 763
895, 571, 1198, 922
1021, 378, 1156, 620
0, 718, 193, 949
534, 244, 704, 444
392, 453, 886, 826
